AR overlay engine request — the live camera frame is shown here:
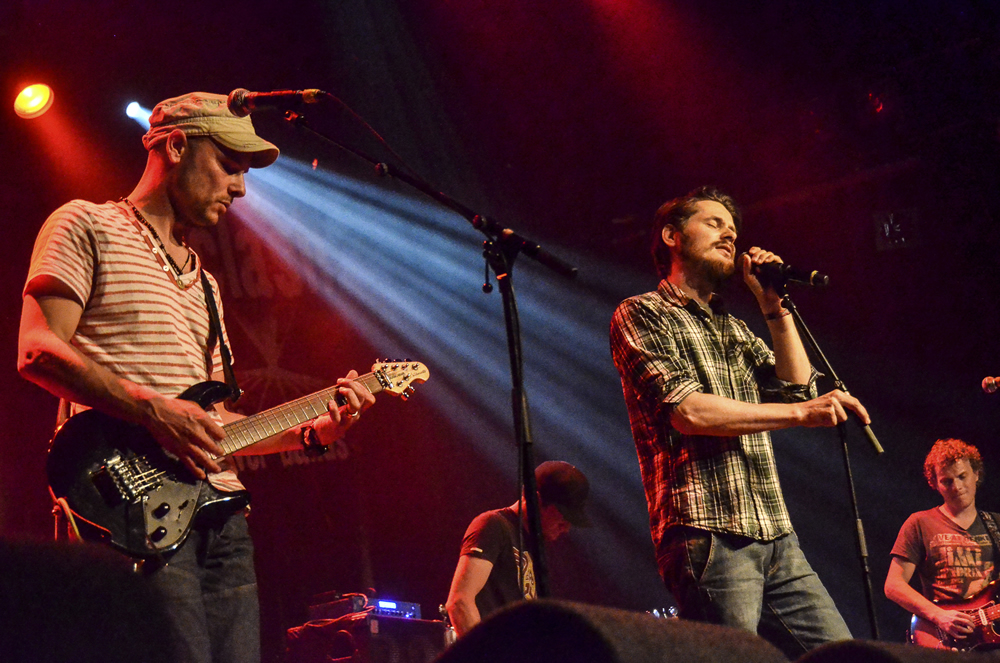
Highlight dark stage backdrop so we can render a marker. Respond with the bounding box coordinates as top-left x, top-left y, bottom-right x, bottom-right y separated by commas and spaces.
1, 1, 1000, 660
